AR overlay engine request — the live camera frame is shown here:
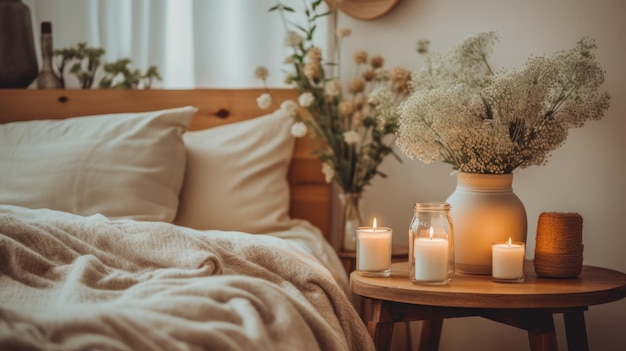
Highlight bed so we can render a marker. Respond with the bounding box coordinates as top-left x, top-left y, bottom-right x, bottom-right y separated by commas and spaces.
0, 88, 374, 351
